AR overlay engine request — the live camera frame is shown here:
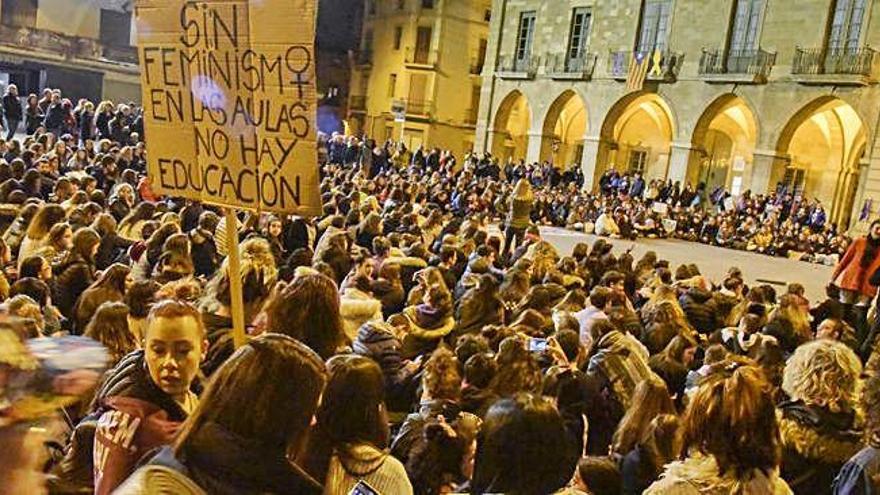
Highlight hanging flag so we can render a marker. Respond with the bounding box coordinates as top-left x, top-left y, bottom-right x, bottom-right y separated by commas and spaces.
860, 198, 873, 221
626, 51, 650, 91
